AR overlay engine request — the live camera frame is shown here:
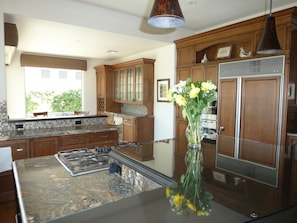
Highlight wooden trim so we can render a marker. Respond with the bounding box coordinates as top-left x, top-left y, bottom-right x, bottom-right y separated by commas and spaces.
174, 7, 297, 48
20, 54, 87, 71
